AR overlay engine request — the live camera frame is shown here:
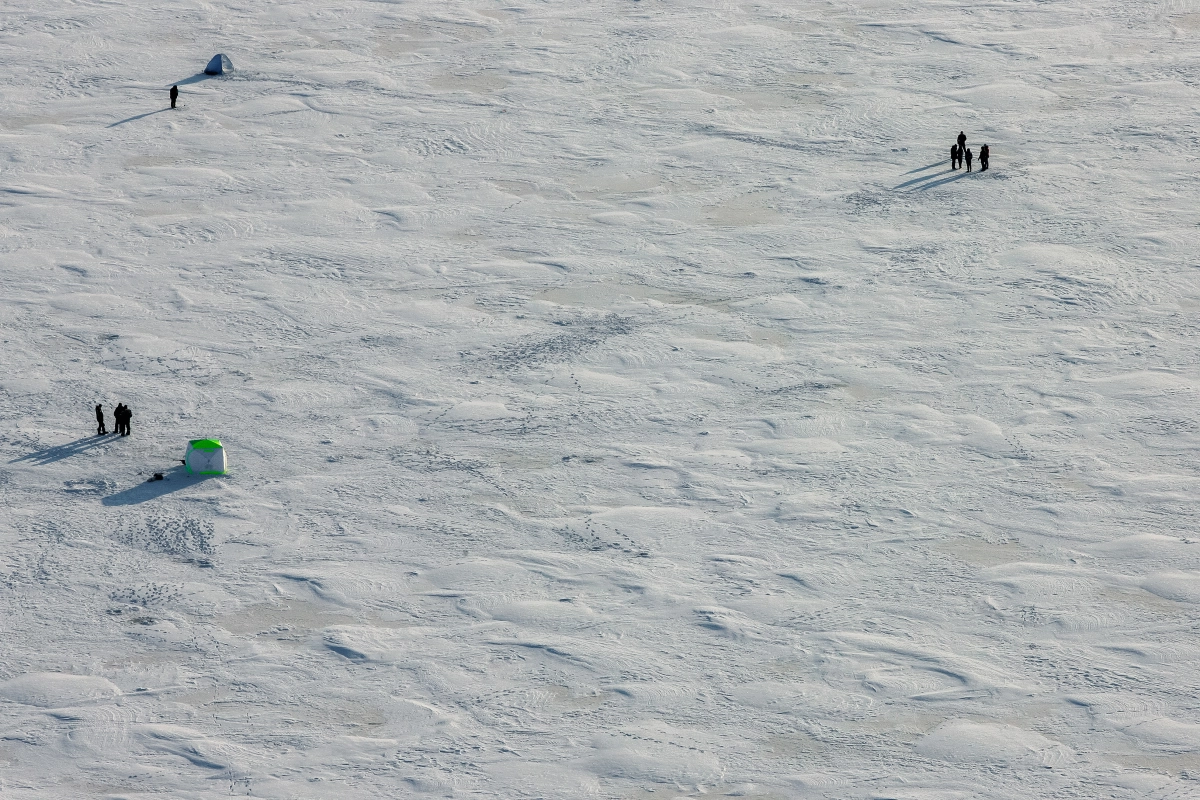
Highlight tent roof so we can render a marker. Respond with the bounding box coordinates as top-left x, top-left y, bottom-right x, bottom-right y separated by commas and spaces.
189, 438, 223, 450
205, 54, 232, 75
